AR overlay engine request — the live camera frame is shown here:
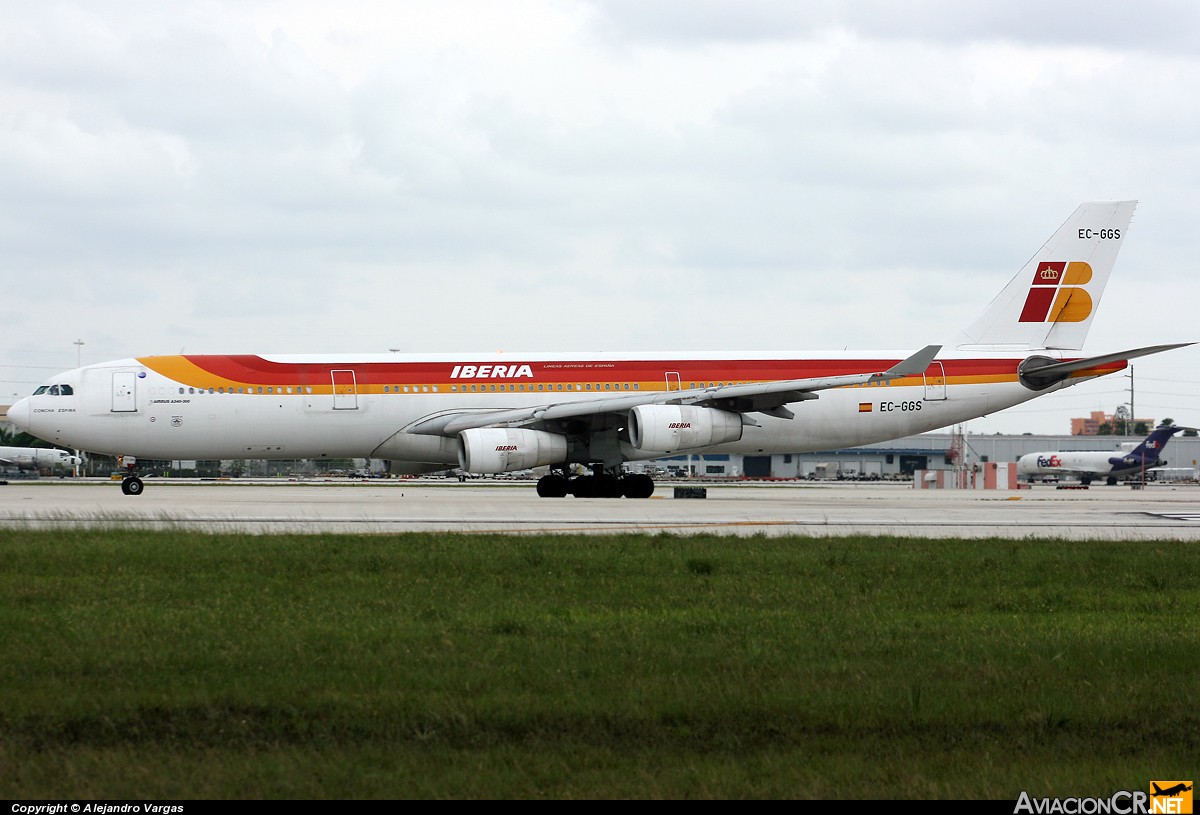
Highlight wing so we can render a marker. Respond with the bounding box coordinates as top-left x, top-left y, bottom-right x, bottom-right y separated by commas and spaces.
406, 345, 942, 437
